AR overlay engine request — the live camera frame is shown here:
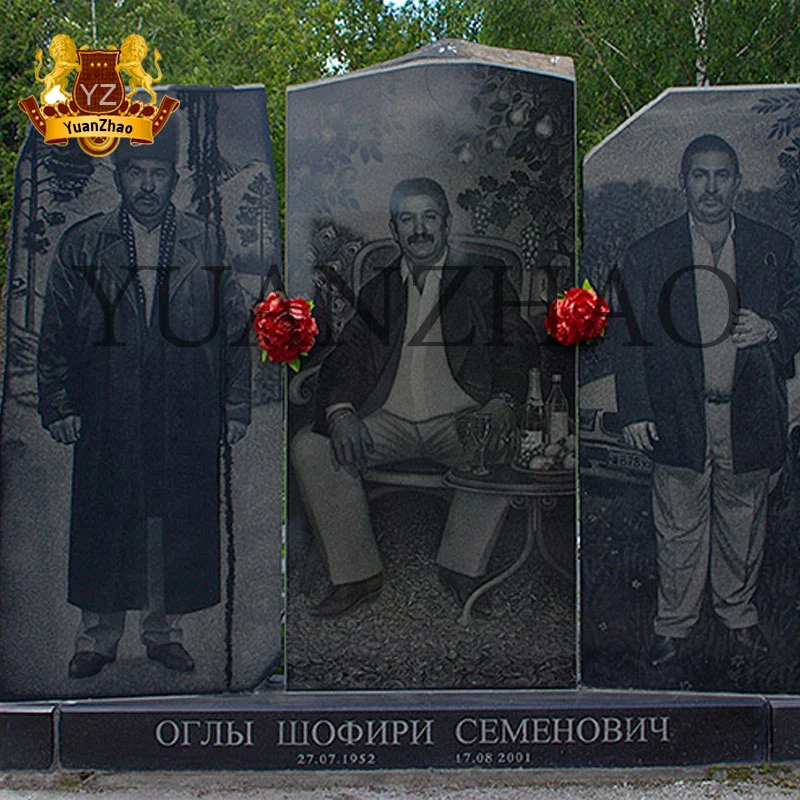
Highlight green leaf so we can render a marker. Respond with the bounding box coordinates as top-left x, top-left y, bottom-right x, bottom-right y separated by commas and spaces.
308, 300, 315, 312
261, 350, 268, 363
288, 358, 301, 372
581, 277, 596, 293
